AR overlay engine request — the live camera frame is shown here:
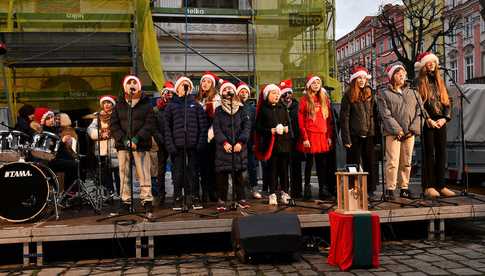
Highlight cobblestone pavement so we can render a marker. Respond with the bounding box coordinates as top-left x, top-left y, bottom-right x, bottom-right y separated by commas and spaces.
0, 221, 484, 276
